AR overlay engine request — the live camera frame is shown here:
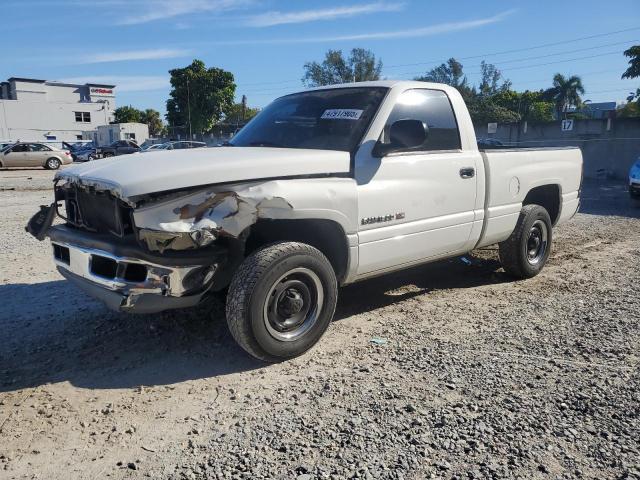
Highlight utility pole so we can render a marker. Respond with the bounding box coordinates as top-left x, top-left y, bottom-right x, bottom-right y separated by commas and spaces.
187, 78, 192, 140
